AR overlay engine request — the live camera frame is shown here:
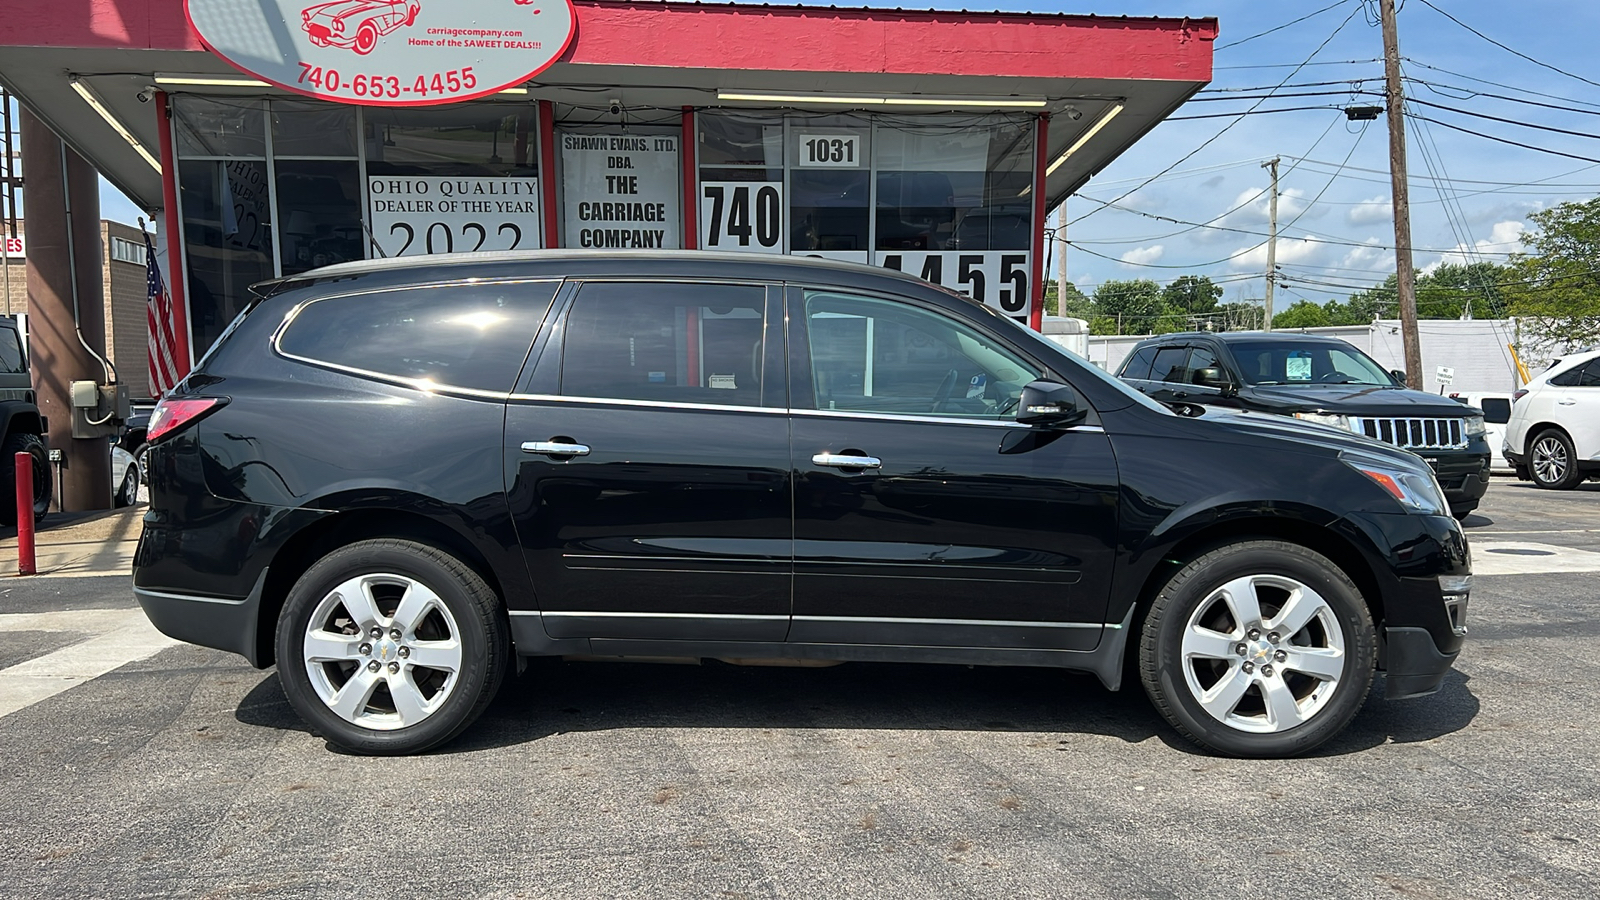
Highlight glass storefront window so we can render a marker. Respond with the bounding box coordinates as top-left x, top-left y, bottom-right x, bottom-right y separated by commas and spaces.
174, 97, 266, 158
874, 115, 1033, 252
698, 113, 783, 168
271, 101, 358, 156
365, 104, 539, 176
275, 160, 364, 275
177, 159, 273, 353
